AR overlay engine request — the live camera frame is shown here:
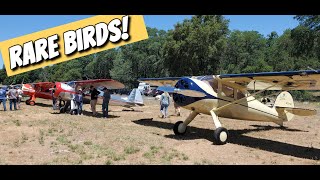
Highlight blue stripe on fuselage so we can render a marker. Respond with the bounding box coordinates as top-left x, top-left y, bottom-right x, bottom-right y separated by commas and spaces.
173, 78, 216, 107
